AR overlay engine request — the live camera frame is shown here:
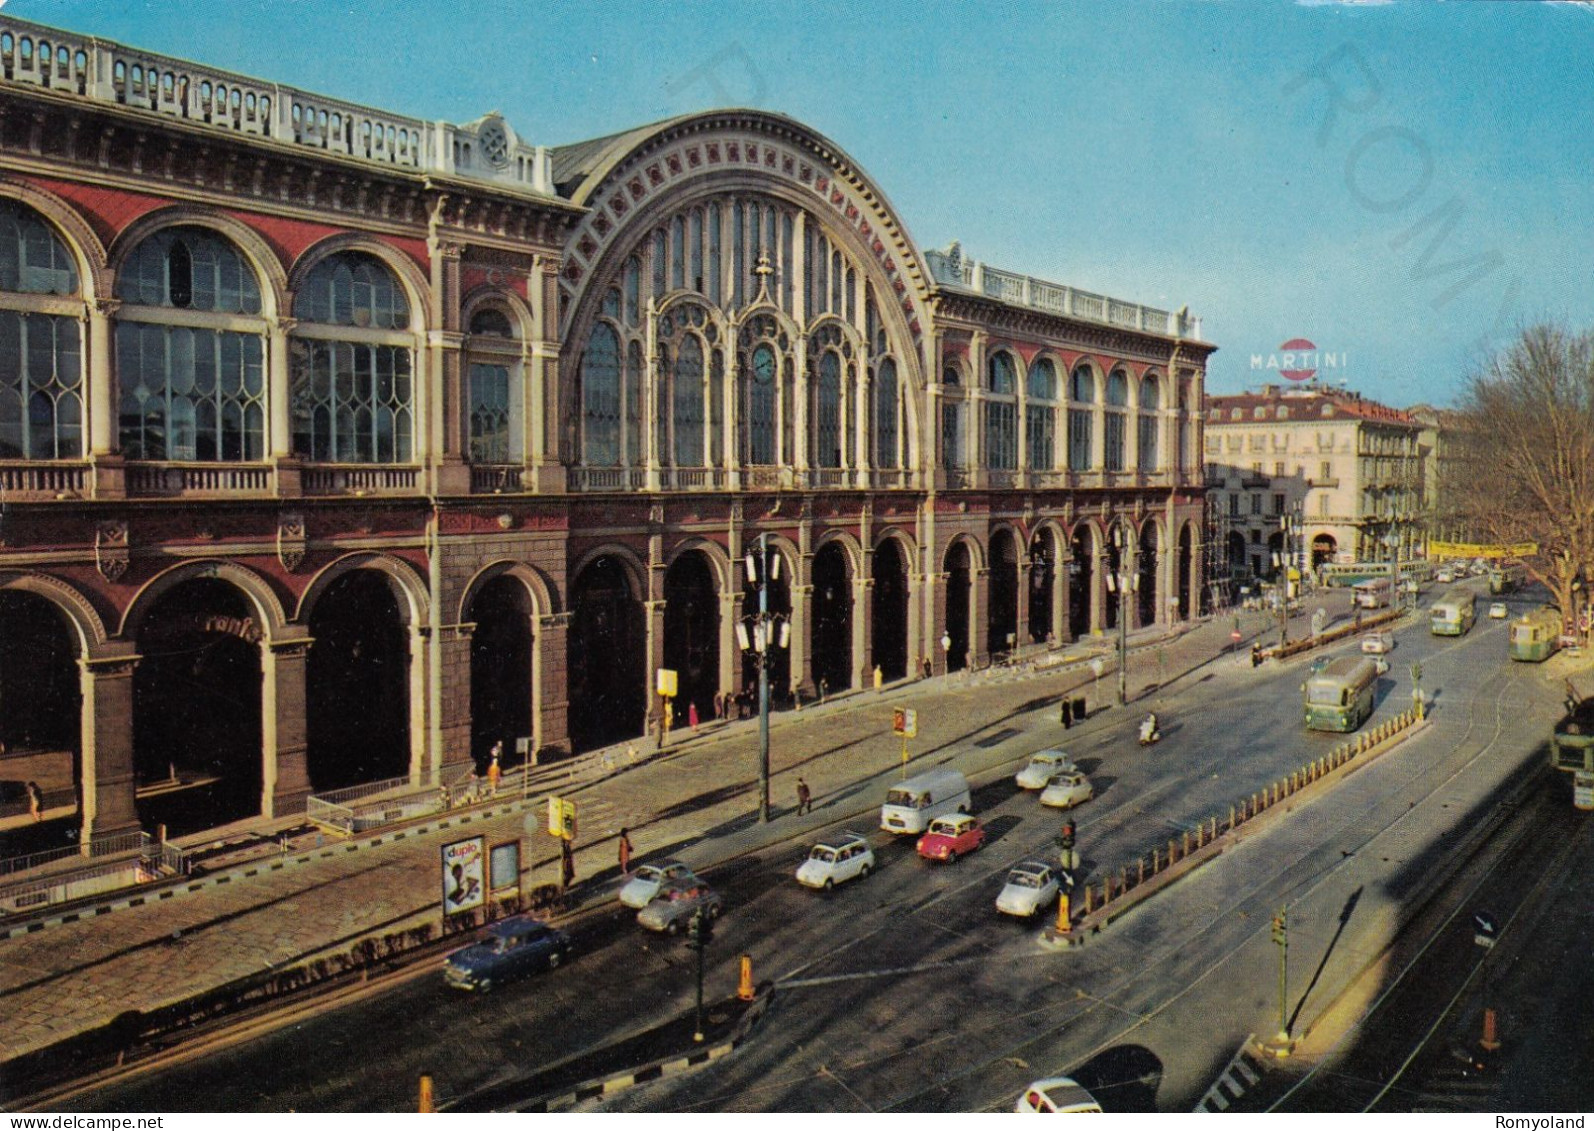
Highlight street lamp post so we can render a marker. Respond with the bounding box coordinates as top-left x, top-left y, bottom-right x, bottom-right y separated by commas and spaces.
1276, 507, 1298, 647
940, 629, 951, 673
738, 533, 788, 824
1109, 528, 1135, 708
